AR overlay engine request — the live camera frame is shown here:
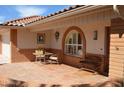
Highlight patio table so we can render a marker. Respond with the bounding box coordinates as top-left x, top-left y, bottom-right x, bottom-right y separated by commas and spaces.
33, 52, 53, 63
